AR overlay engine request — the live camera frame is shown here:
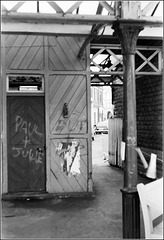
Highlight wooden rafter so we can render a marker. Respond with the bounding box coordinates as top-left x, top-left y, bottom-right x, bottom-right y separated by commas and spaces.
96, 3, 104, 15
10, 1, 26, 12
1, 0, 163, 55
141, 2, 159, 16
1, 8, 162, 26
1, 13, 116, 24
1, 1, 163, 19
66, 1, 83, 14
47, 1, 64, 13
151, 2, 160, 16
1, 4, 7, 11
99, 1, 114, 15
